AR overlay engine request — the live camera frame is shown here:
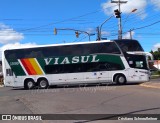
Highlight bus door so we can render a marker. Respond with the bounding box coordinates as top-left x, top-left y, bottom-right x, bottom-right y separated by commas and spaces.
5, 68, 15, 86
133, 69, 140, 81
134, 60, 149, 81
